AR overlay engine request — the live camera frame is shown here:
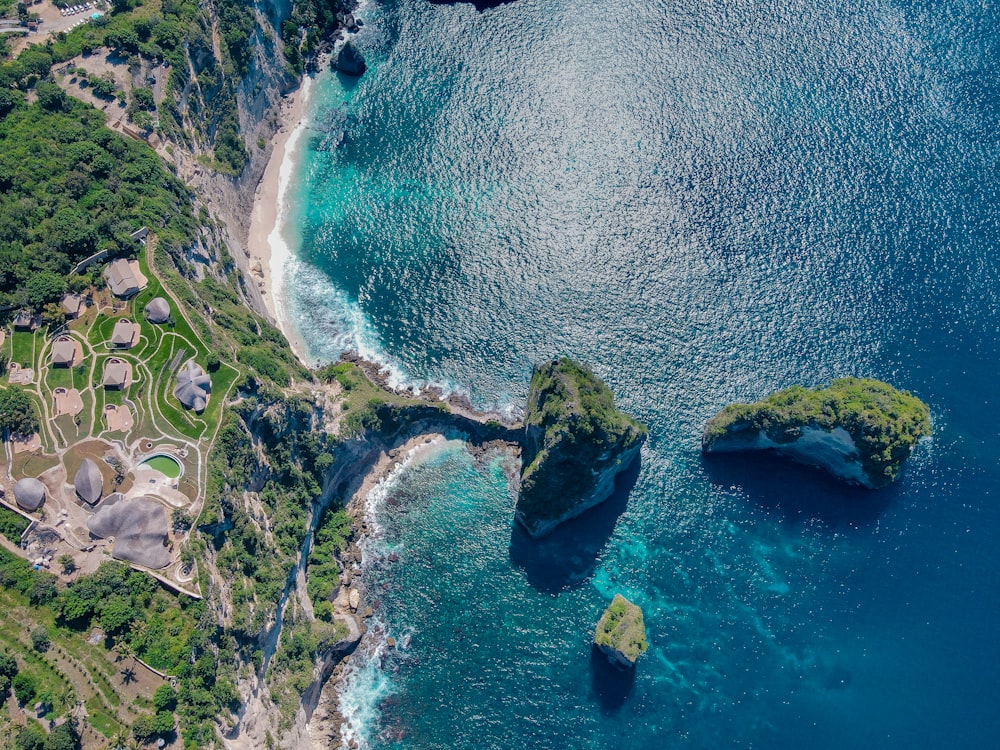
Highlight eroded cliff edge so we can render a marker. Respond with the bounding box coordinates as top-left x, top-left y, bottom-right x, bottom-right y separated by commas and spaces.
702, 378, 931, 488
515, 358, 647, 537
